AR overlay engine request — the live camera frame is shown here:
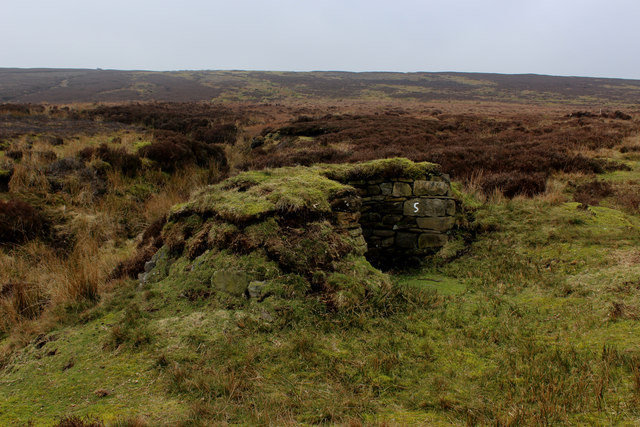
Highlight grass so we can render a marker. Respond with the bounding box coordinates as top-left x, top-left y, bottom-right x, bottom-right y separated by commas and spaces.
2, 102, 640, 424
395, 273, 467, 296
0, 287, 185, 425
5, 184, 640, 424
